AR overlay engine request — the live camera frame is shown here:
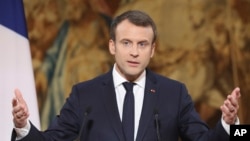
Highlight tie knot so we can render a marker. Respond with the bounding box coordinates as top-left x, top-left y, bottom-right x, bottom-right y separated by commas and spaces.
123, 82, 134, 92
